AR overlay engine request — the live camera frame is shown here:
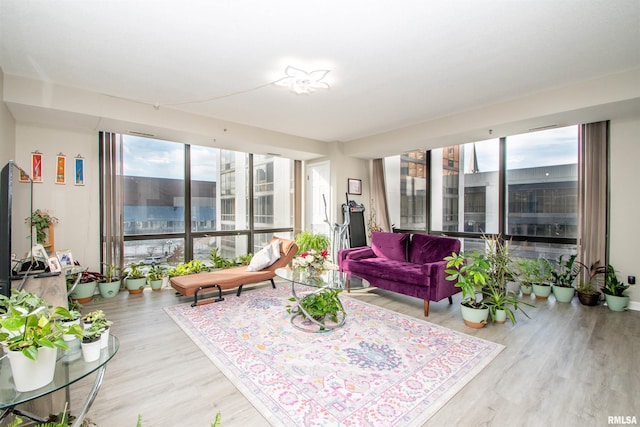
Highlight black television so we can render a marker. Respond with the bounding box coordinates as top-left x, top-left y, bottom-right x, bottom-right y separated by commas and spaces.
0, 161, 33, 297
